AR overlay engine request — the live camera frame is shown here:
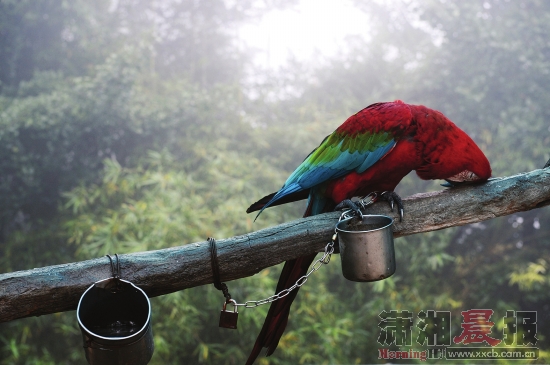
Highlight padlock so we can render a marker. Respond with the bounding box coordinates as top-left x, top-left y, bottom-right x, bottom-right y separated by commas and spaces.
219, 299, 238, 329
